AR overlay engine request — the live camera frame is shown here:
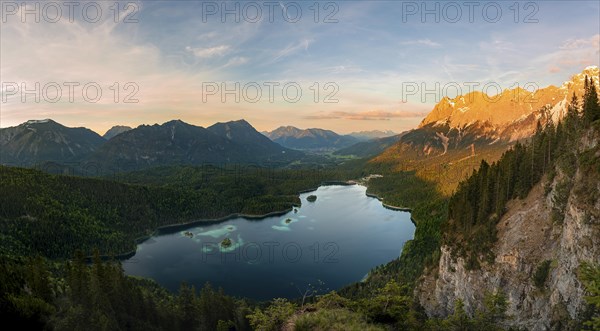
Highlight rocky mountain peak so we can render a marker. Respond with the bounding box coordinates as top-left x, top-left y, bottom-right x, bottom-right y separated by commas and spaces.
419, 67, 600, 132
